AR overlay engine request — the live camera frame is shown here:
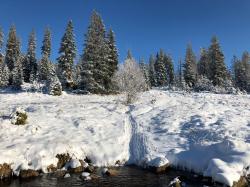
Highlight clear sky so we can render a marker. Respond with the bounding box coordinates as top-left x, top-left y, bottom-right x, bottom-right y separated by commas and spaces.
1, 0, 250, 67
